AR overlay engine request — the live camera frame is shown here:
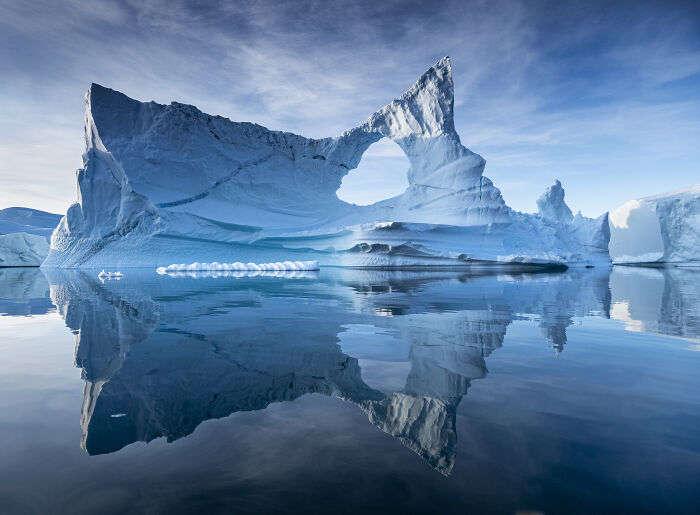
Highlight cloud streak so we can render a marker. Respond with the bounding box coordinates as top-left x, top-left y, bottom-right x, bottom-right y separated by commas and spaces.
1, 0, 698, 215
